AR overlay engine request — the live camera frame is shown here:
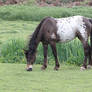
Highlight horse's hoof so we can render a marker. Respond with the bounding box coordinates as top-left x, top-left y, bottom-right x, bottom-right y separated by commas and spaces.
26, 68, 32, 71
54, 67, 59, 71
87, 65, 92, 69
41, 66, 47, 70
80, 66, 86, 71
